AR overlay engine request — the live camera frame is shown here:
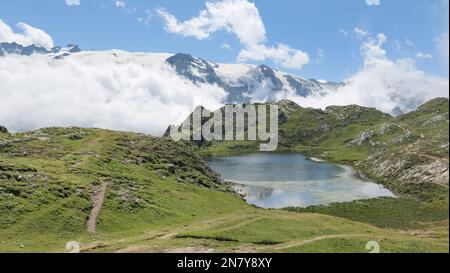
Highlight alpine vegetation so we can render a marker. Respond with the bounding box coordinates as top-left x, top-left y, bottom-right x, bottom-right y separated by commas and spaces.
169, 104, 279, 151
